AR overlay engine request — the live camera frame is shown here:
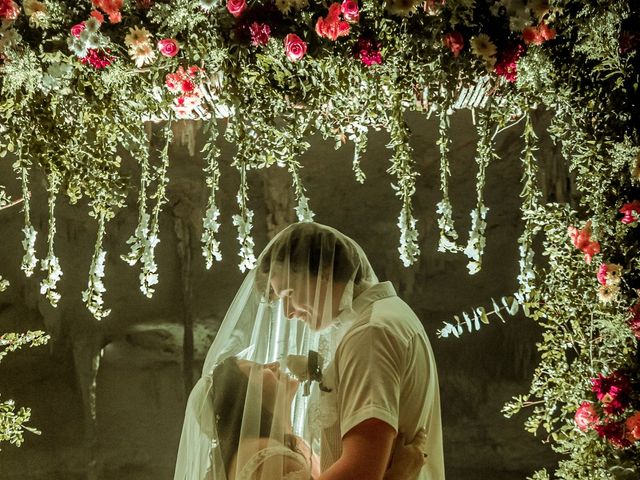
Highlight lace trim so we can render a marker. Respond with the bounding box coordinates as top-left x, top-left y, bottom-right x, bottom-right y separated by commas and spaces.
237, 446, 310, 480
